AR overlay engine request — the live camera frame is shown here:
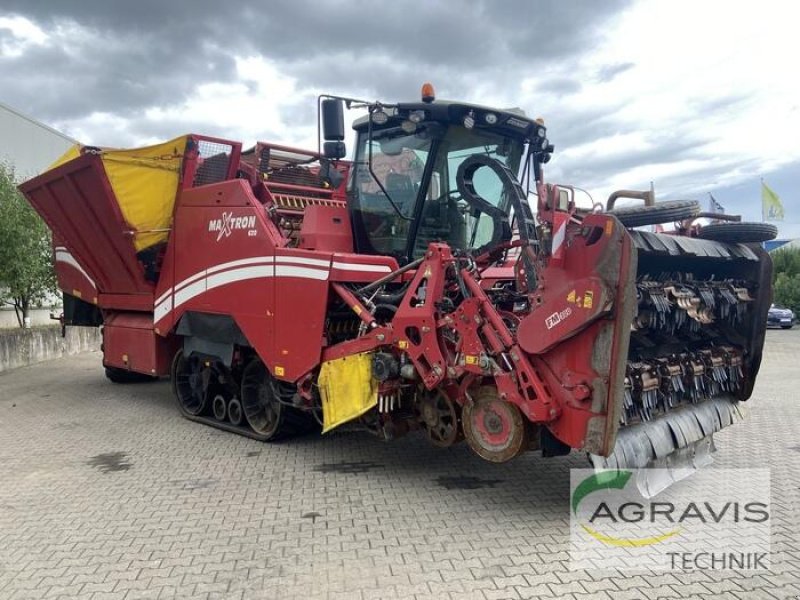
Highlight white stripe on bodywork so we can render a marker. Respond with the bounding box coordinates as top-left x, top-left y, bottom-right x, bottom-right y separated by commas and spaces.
551, 220, 567, 256
154, 263, 330, 324
331, 262, 392, 273
154, 255, 393, 325
156, 255, 336, 306
276, 256, 331, 268
274, 265, 330, 280
55, 248, 97, 289
159, 256, 277, 305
